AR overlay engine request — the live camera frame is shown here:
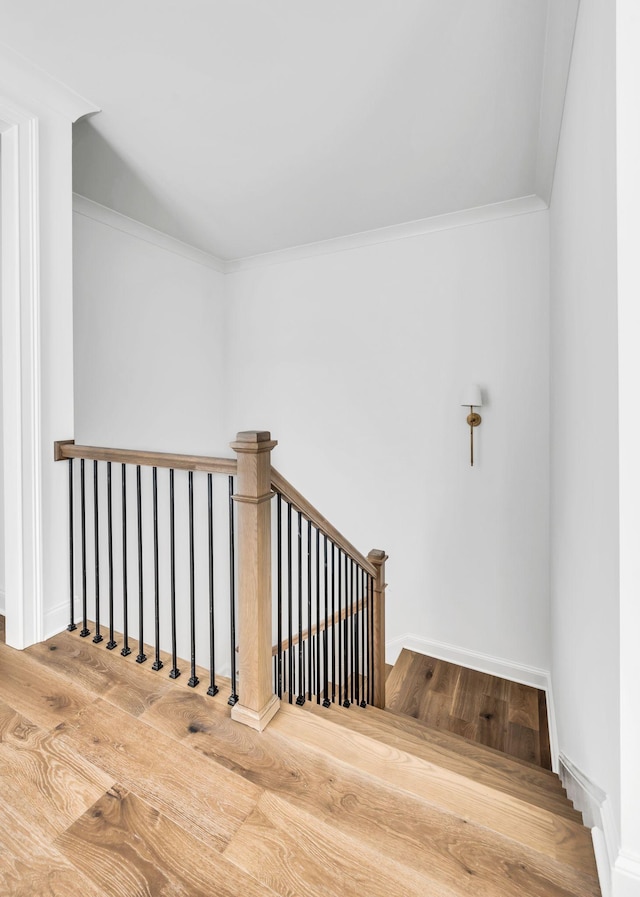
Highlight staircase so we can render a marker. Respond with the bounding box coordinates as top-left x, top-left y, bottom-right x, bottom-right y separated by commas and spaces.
0, 623, 601, 897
